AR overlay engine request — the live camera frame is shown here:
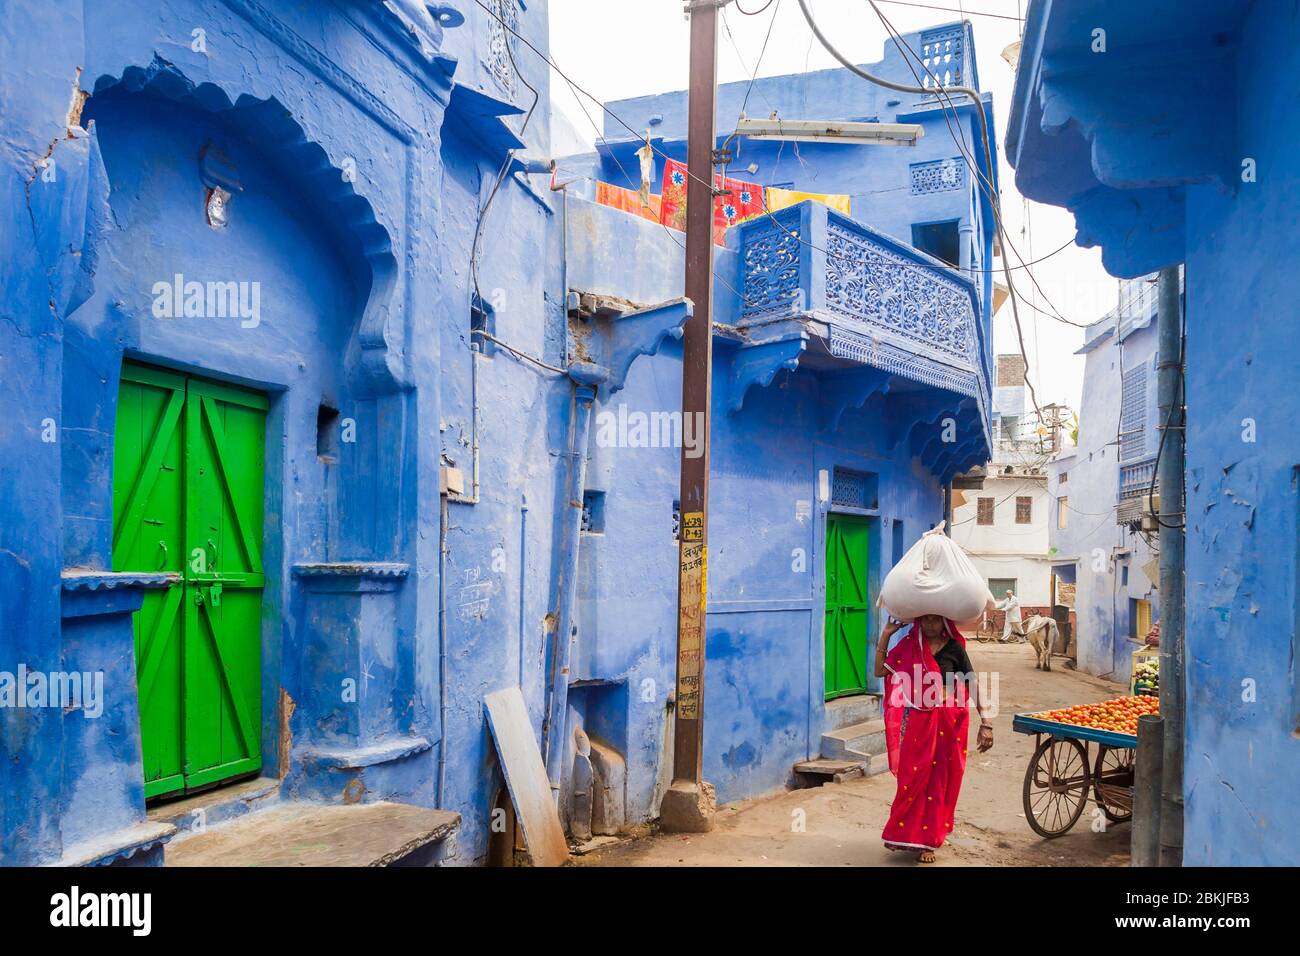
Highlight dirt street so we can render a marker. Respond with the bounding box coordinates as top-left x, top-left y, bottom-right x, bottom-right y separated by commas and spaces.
580, 642, 1134, 867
